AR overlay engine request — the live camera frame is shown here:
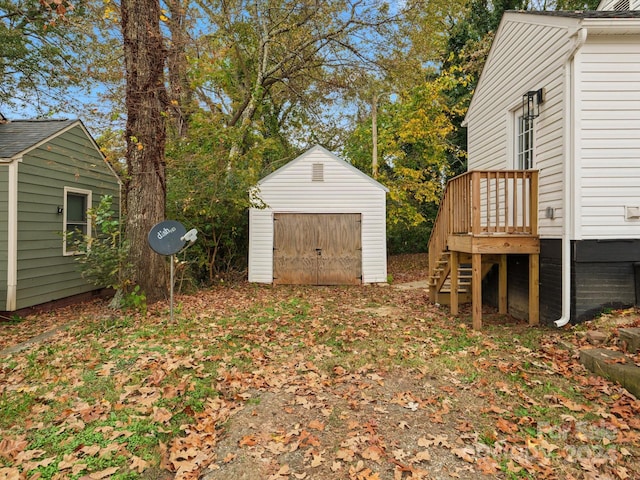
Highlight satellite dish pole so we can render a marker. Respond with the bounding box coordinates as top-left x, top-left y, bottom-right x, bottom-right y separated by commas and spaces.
148, 221, 198, 322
